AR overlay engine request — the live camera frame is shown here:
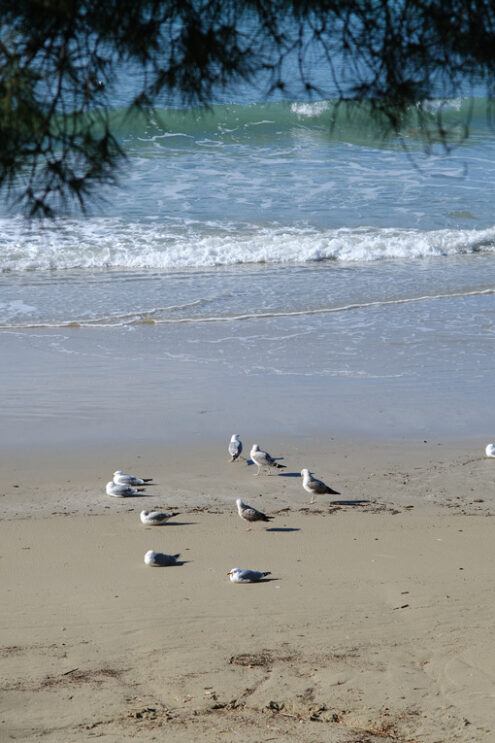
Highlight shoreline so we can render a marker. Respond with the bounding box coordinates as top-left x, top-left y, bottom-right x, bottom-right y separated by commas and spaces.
3, 322, 495, 453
